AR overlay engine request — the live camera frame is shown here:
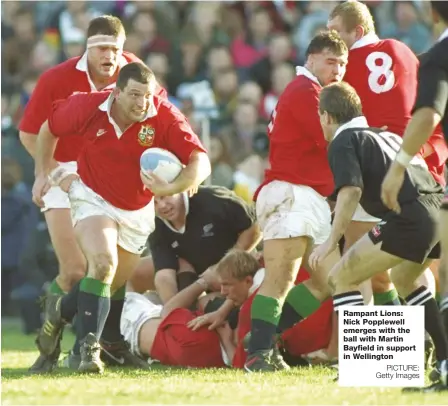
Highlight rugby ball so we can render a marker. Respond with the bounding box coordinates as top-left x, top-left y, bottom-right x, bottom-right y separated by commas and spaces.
140, 148, 183, 183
